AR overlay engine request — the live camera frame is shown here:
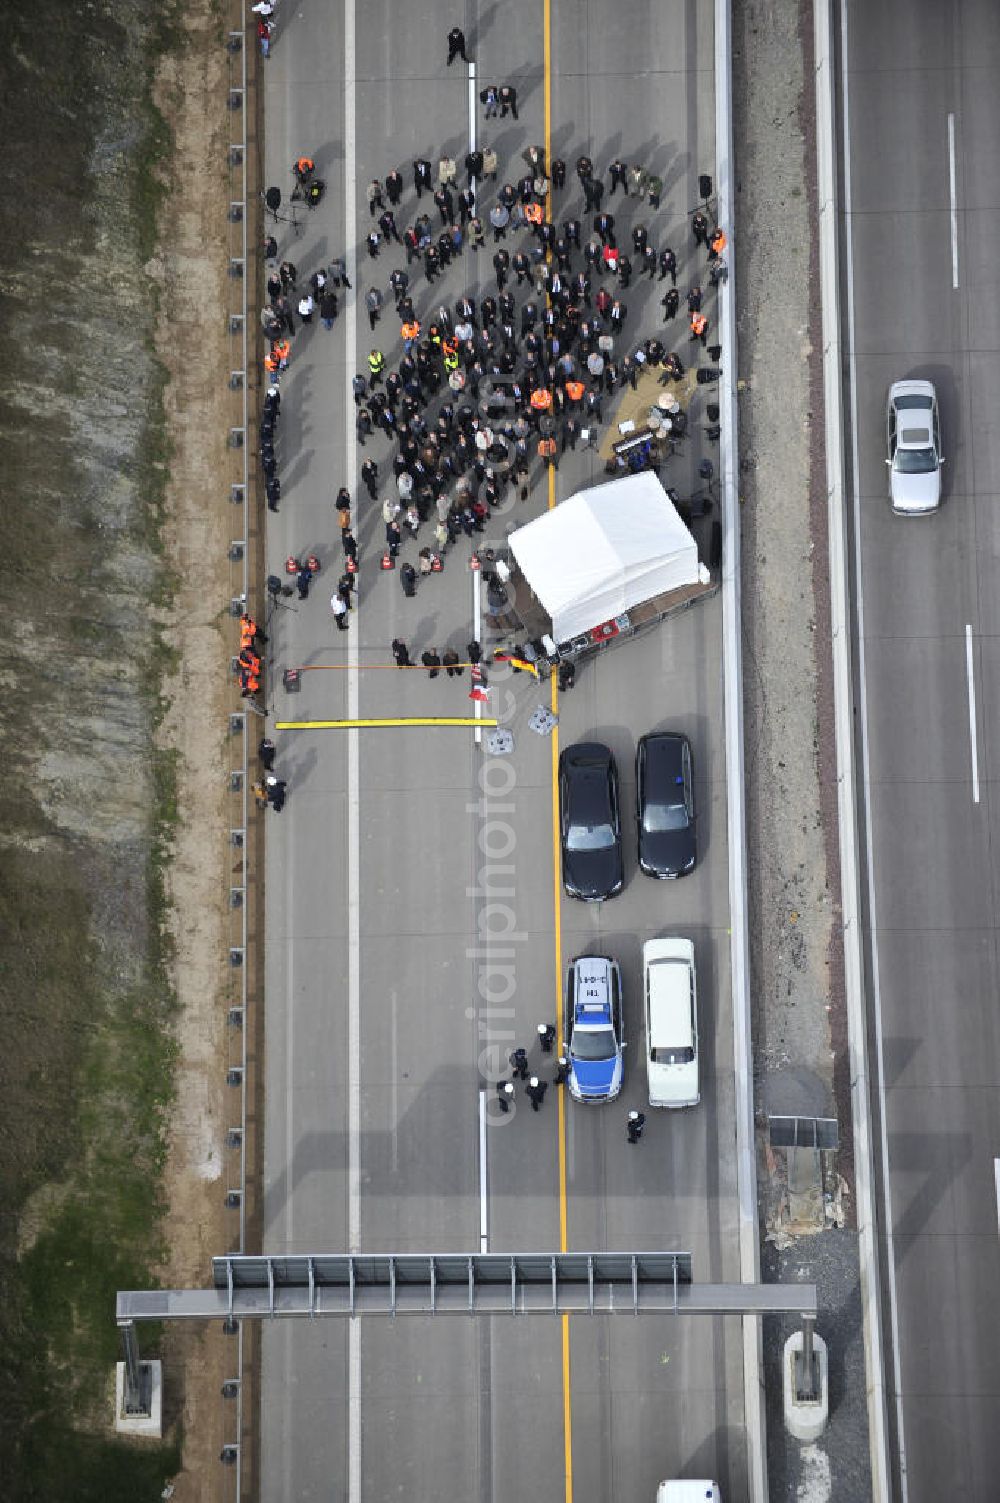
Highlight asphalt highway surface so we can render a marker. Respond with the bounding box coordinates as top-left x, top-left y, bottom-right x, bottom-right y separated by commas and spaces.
258, 3, 746, 1499
843, 1, 1000, 1496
